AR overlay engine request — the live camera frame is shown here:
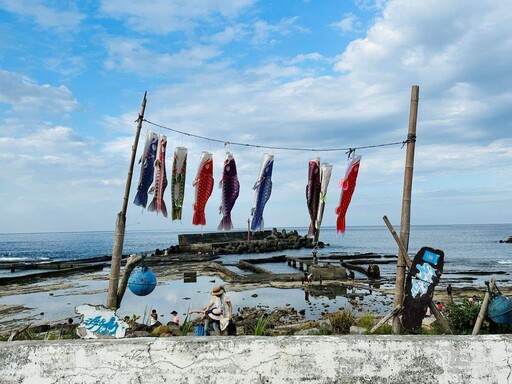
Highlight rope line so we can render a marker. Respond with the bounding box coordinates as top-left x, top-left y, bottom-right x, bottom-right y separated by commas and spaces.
143, 119, 412, 153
